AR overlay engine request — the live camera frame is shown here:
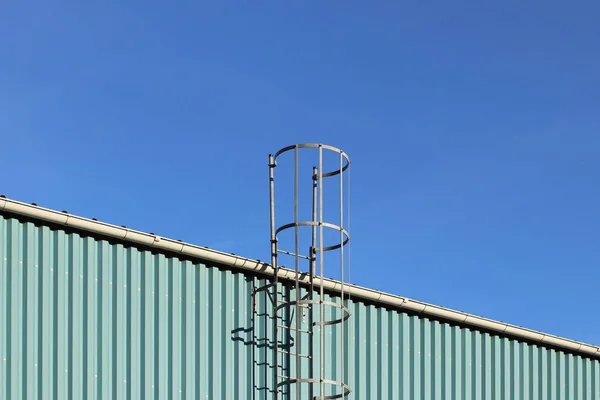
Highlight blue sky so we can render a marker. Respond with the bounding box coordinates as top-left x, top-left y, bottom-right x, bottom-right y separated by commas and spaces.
1, 2, 599, 344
